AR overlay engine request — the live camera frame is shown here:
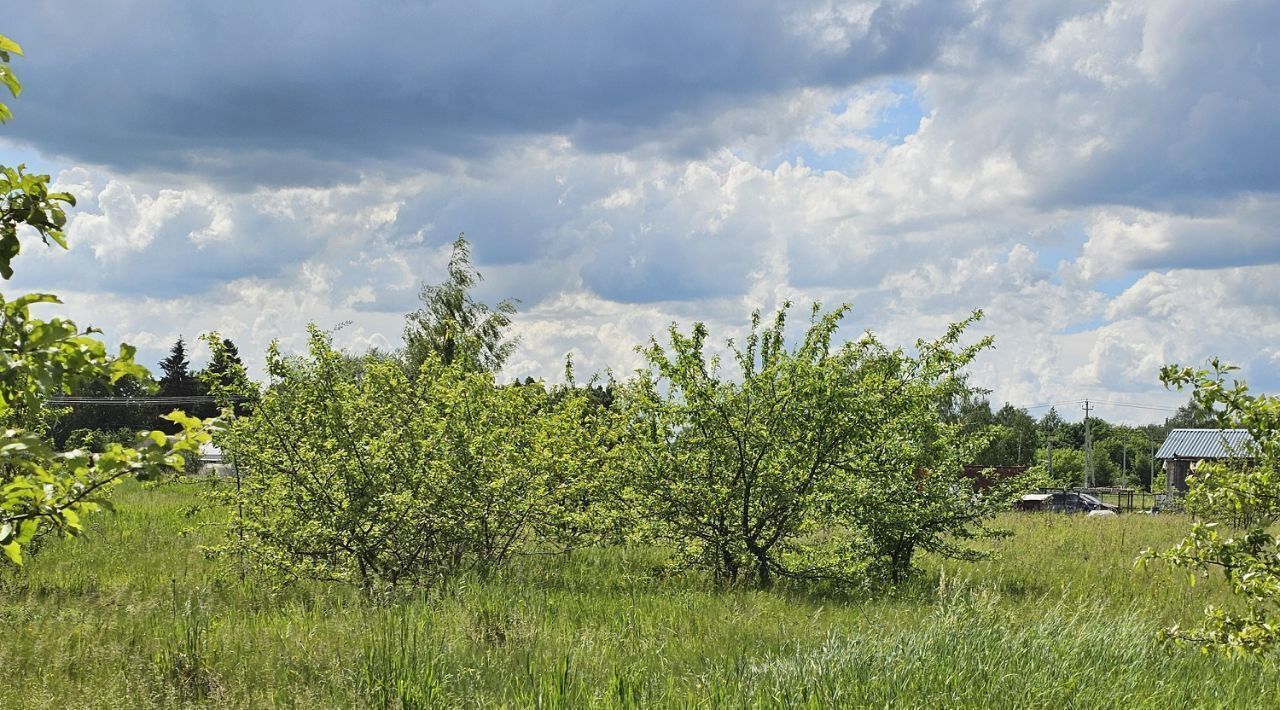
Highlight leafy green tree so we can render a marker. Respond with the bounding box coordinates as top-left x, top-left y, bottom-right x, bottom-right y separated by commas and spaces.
616, 303, 1014, 587
1087, 437, 1121, 487
977, 403, 1038, 466
941, 384, 993, 436
1097, 427, 1158, 490
1049, 417, 1088, 450
1168, 395, 1216, 429
1028, 447, 1085, 489
0, 31, 208, 564
1143, 359, 1280, 653
218, 327, 613, 591
1038, 407, 1065, 434
199, 335, 248, 396
403, 235, 518, 374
